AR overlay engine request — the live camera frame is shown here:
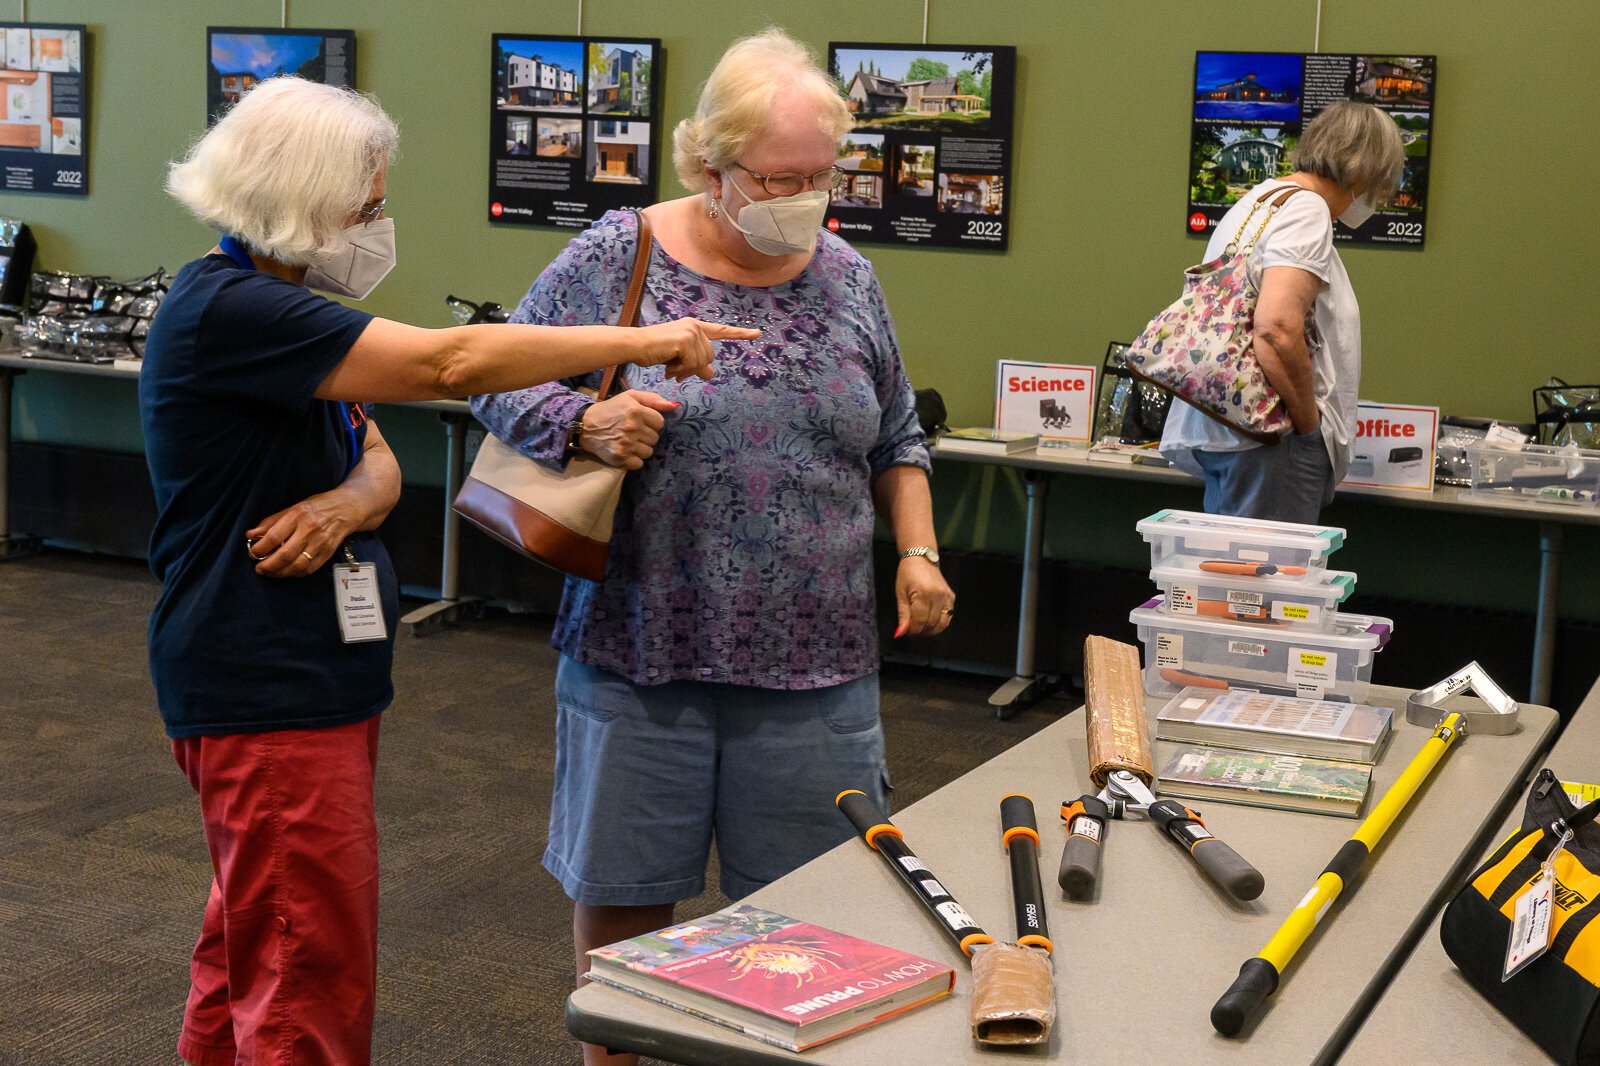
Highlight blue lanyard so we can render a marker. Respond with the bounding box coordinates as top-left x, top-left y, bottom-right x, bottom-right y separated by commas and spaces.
219, 234, 362, 477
